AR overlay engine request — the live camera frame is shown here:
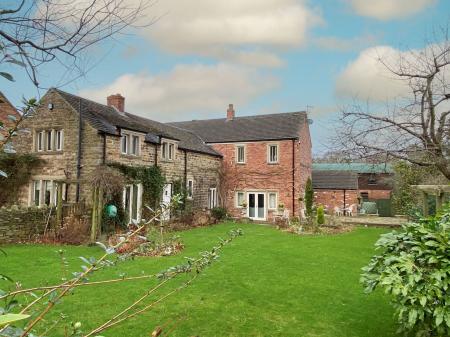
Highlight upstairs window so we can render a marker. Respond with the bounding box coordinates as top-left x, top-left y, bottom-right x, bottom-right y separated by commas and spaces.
131, 135, 139, 155
37, 131, 44, 152
236, 145, 245, 164
162, 141, 175, 160
121, 134, 129, 154
35, 129, 63, 152
56, 130, 64, 151
121, 132, 140, 156
45, 131, 52, 151
268, 144, 279, 164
